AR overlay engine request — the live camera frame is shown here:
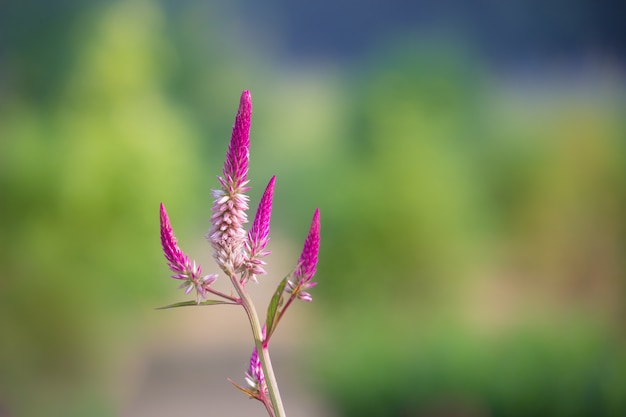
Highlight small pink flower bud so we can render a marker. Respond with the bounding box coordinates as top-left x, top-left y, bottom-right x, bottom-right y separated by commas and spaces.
245, 325, 267, 396
245, 346, 266, 395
